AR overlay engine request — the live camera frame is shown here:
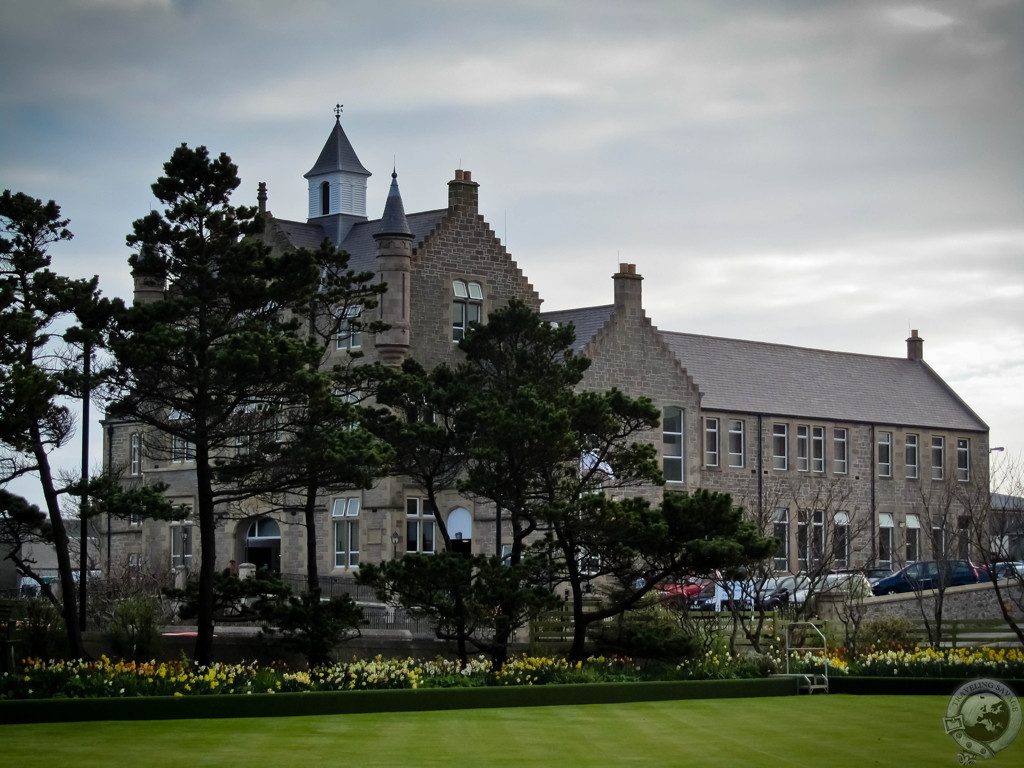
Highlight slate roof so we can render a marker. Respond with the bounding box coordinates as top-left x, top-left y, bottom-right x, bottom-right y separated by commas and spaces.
376, 171, 413, 238
541, 306, 986, 431
271, 209, 446, 274
661, 332, 986, 431
304, 118, 371, 178
541, 305, 614, 353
